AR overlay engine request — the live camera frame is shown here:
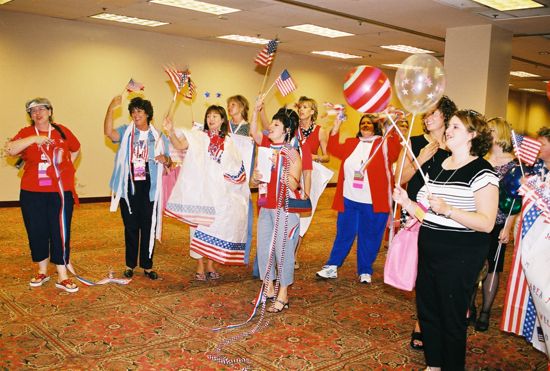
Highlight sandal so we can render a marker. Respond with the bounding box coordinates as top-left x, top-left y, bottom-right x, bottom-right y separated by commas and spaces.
410, 331, 424, 350
194, 272, 207, 281
55, 279, 79, 293
475, 311, 490, 332
267, 299, 289, 313
206, 271, 220, 280
144, 270, 158, 280
29, 273, 50, 287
